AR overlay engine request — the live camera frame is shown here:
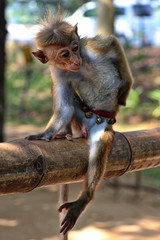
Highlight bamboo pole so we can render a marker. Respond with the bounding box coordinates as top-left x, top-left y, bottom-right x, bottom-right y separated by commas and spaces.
0, 128, 160, 195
